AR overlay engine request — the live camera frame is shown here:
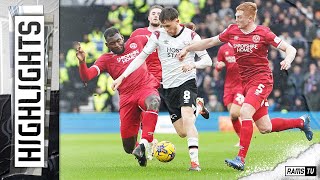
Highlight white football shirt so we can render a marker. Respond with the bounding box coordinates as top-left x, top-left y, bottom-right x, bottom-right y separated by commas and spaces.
143, 27, 209, 89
